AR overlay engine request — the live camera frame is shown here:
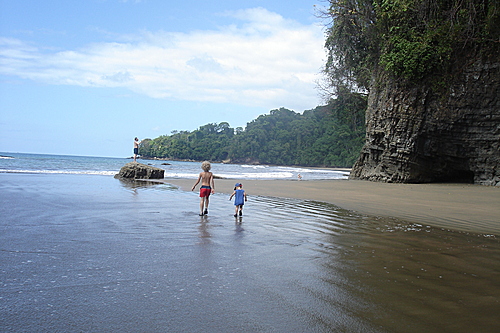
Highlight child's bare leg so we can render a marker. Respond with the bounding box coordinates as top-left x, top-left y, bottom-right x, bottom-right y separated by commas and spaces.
204, 197, 209, 214
199, 198, 205, 215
